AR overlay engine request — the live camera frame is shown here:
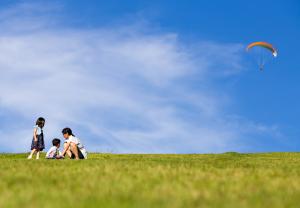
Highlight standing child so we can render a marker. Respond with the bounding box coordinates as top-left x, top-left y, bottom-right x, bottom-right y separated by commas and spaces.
27, 117, 45, 159
45, 138, 63, 159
